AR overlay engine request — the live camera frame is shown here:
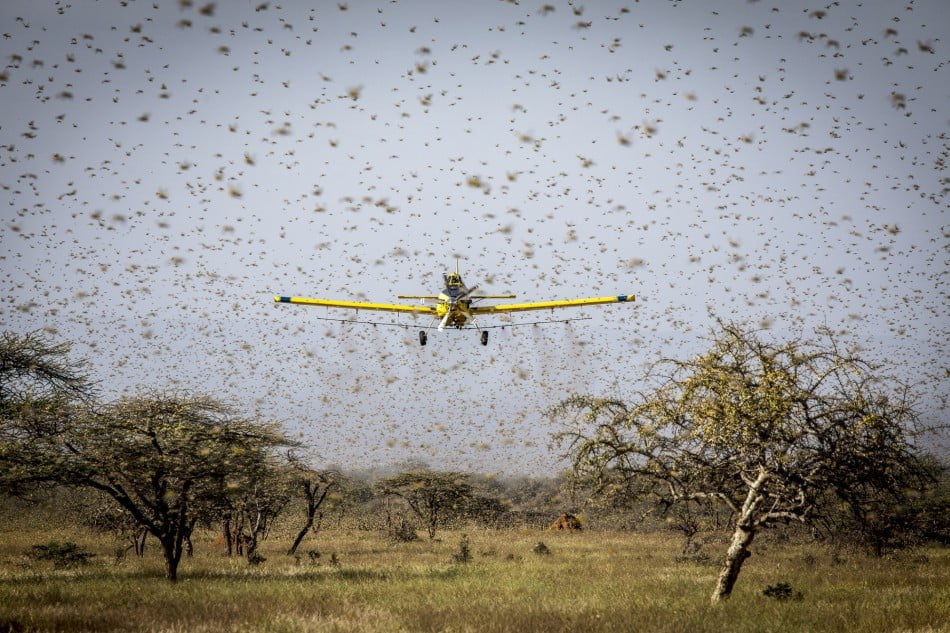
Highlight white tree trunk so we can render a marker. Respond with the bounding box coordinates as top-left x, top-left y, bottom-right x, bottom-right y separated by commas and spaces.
711, 521, 757, 602
711, 468, 768, 603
